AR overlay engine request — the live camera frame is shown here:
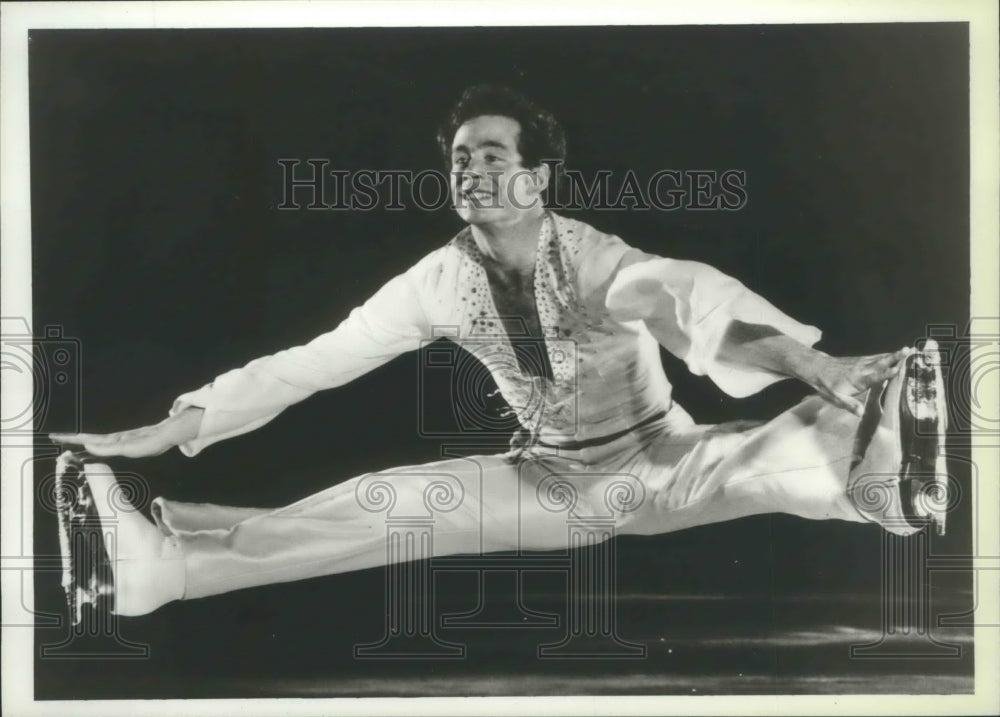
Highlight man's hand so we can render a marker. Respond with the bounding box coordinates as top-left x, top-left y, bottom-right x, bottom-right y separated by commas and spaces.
719, 321, 911, 416
49, 406, 205, 458
800, 348, 911, 416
